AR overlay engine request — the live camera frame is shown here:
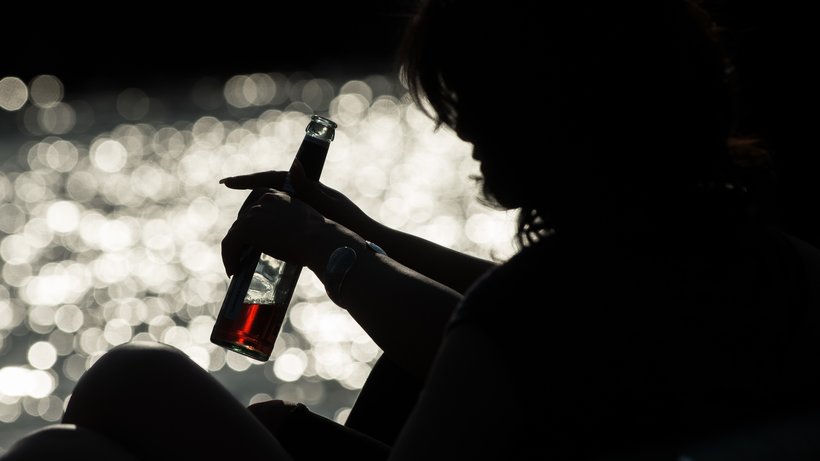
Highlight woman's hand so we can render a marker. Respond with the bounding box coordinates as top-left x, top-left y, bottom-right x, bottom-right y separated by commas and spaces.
219, 160, 378, 241
220, 188, 331, 277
